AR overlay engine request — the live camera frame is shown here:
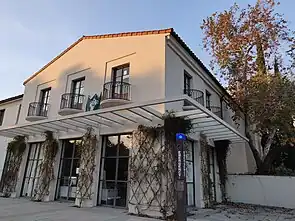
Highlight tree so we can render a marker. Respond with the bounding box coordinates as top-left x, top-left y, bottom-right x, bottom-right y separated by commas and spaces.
201, 0, 295, 174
